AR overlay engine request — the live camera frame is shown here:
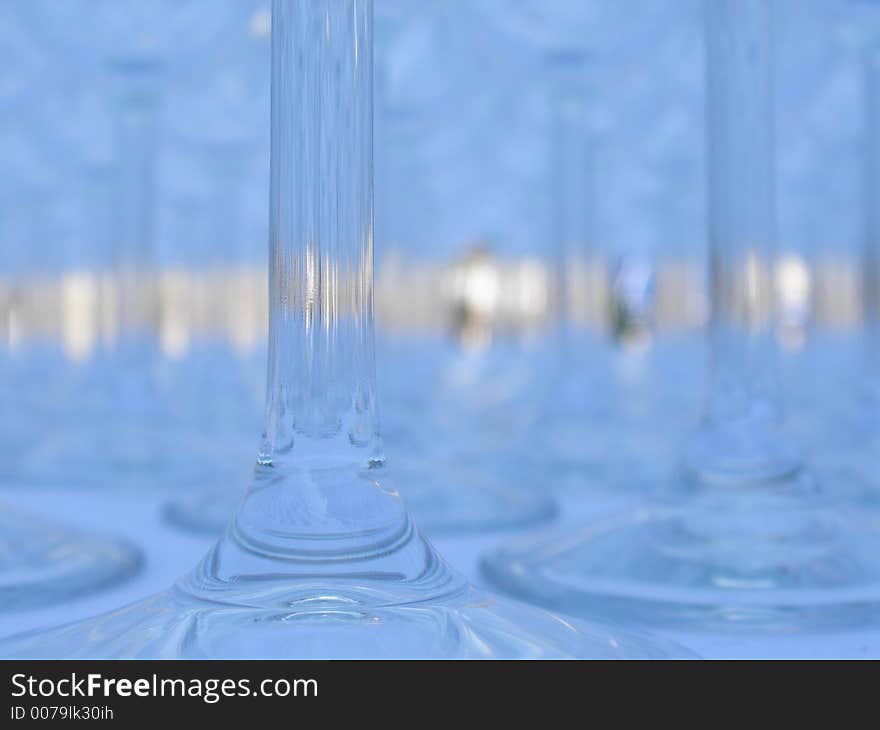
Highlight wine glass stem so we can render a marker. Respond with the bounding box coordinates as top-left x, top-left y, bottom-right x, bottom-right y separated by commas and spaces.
261, 0, 381, 475
704, 0, 779, 431
191, 0, 436, 587
549, 76, 595, 337
688, 0, 802, 483
863, 48, 880, 373
111, 66, 161, 357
